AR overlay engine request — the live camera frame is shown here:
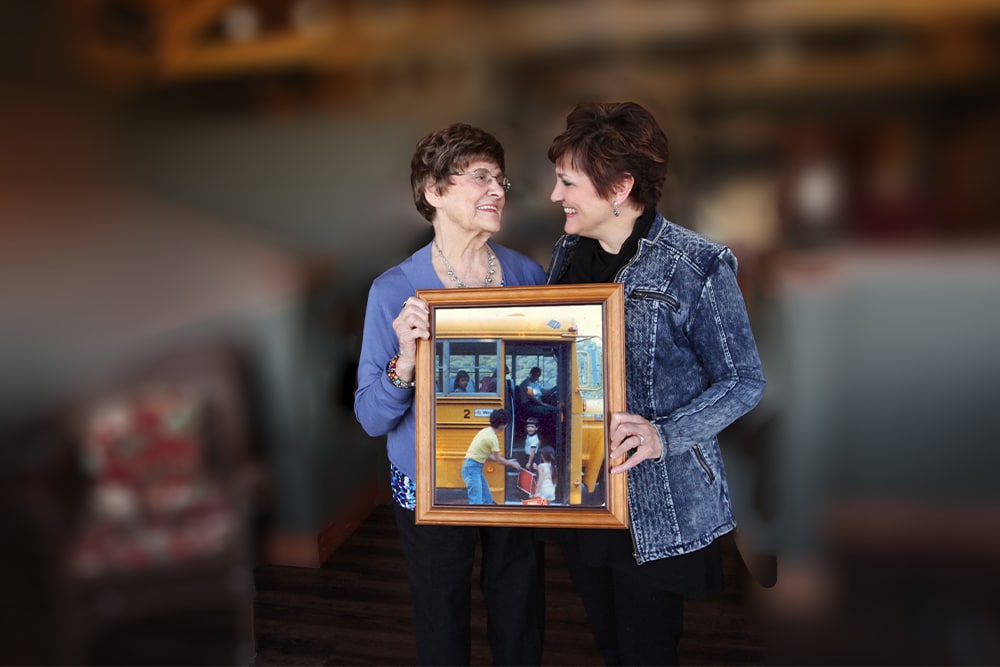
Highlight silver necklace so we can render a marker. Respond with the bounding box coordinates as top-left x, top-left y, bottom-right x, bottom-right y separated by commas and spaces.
434, 239, 496, 288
